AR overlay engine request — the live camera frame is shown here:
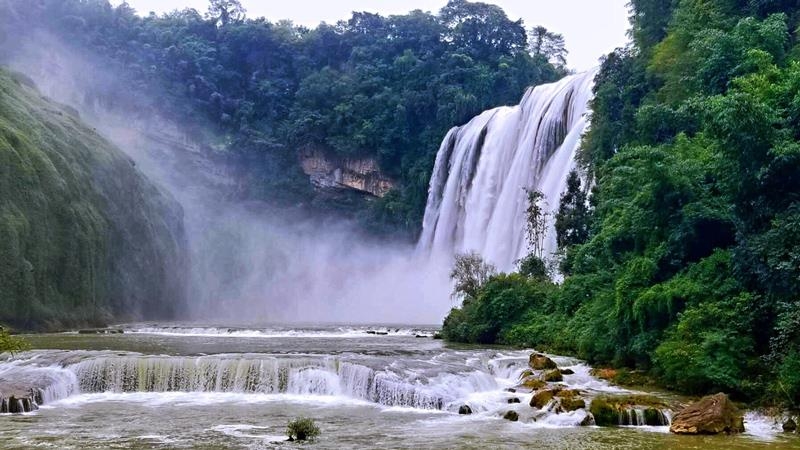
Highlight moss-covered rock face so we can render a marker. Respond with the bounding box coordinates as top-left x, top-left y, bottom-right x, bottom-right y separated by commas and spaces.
589, 394, 670, 427
0, 68, 187, 330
